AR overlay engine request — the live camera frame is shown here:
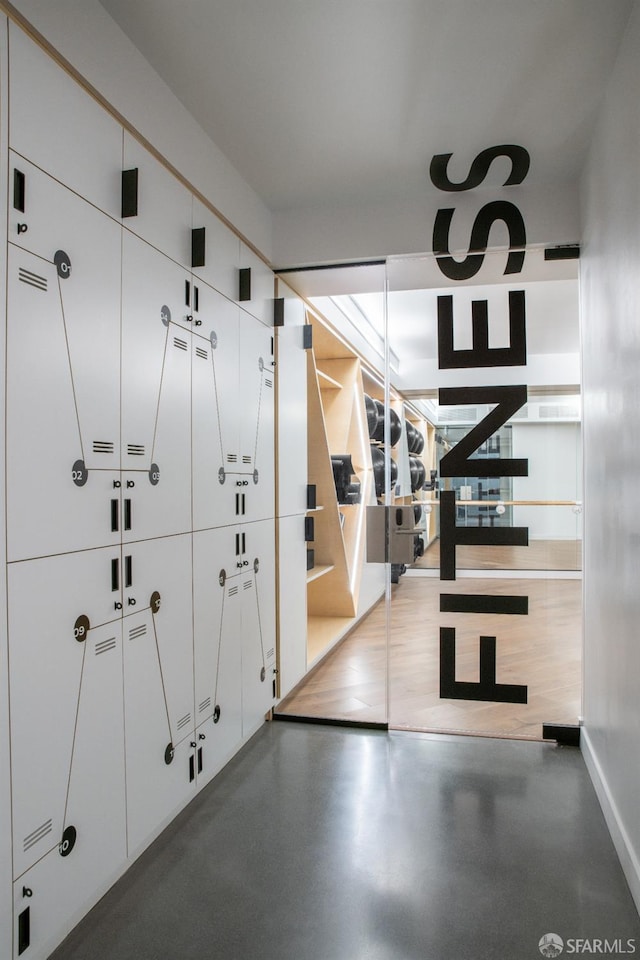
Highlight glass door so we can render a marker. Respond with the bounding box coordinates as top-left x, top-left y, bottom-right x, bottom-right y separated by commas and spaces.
384, 252, 583, 739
